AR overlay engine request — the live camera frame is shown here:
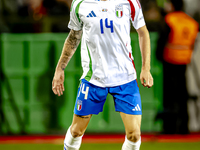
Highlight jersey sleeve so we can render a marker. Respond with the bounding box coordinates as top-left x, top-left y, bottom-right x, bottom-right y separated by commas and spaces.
68, 0, 83, 31
130, 0, 145, 30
